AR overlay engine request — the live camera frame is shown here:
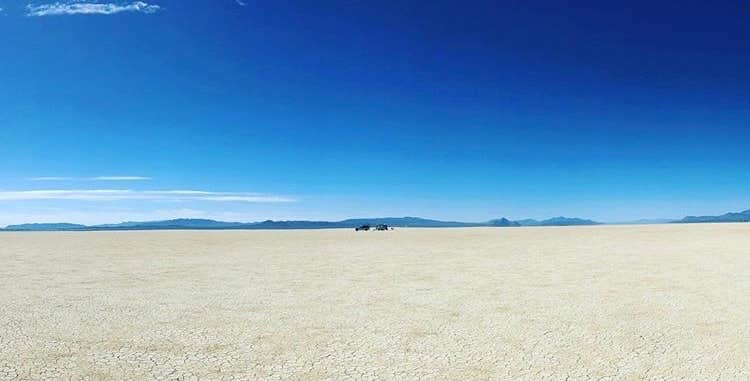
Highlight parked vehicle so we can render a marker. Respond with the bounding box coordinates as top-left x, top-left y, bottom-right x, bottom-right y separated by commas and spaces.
355, 224, 393, 231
